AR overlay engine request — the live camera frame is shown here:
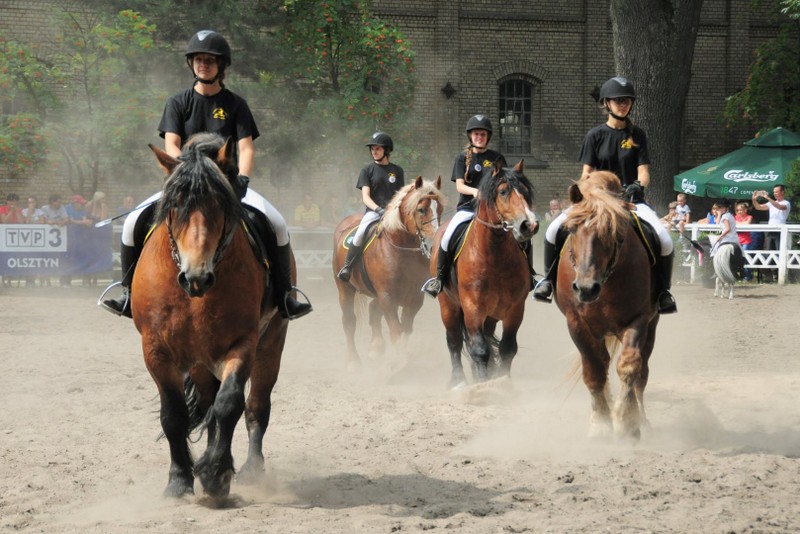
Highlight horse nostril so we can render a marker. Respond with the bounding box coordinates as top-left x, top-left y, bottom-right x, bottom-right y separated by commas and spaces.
177, 272, 188, 290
